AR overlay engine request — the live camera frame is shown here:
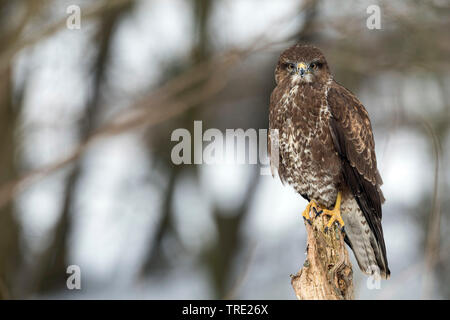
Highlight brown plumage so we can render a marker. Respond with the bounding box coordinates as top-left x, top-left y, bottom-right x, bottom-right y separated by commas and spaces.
268, 44, 390, 279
